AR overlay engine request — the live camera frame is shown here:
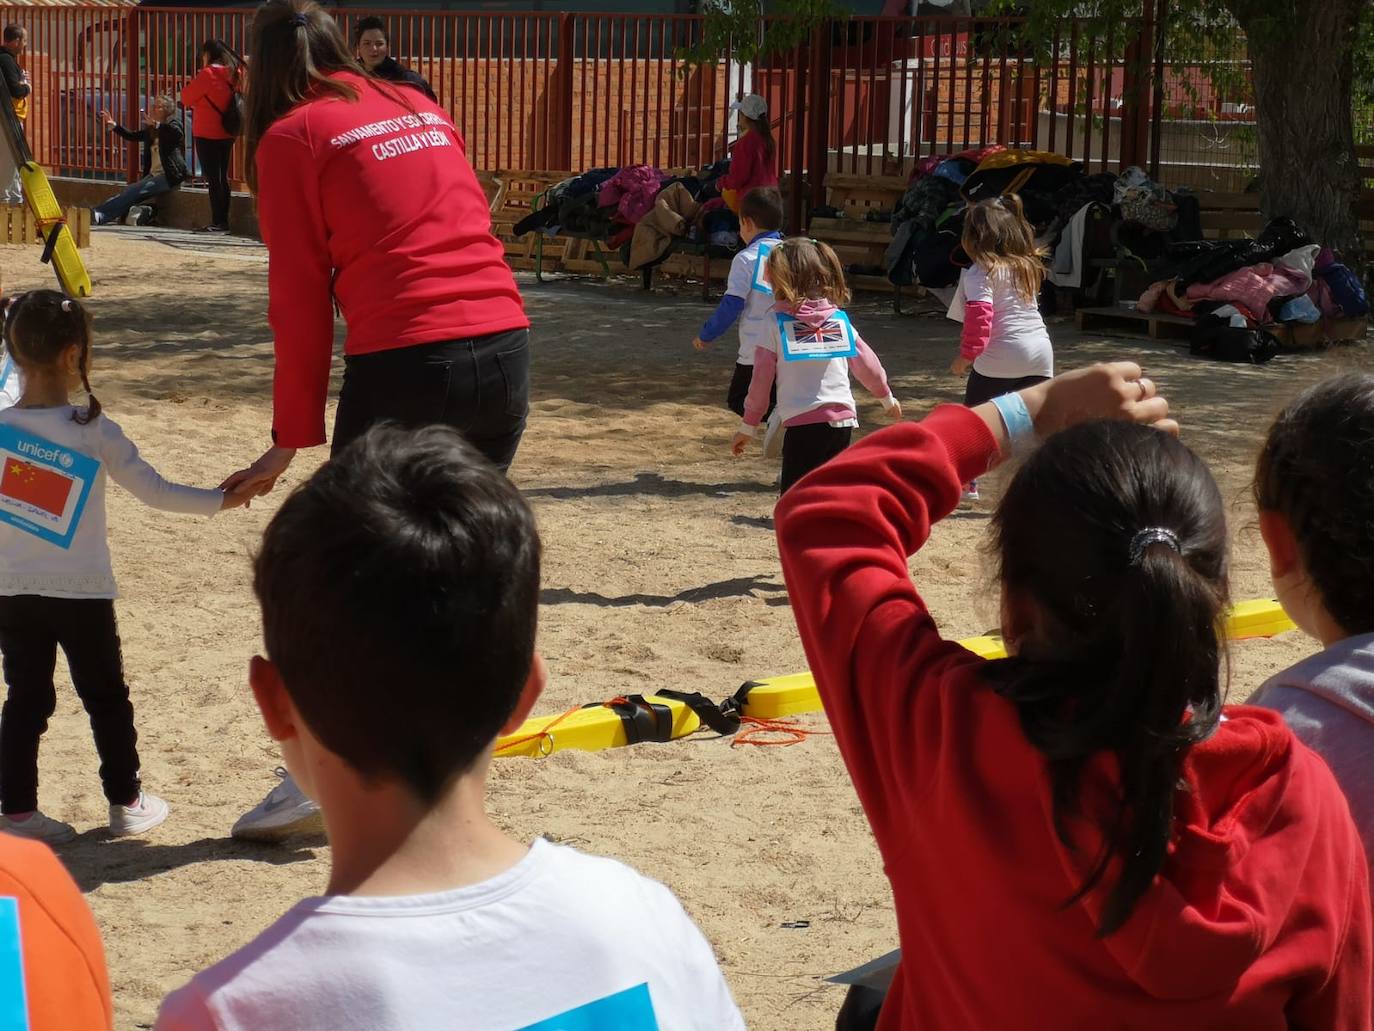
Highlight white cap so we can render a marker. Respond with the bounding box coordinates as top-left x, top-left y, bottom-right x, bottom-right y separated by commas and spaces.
730, 94, 768, 121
